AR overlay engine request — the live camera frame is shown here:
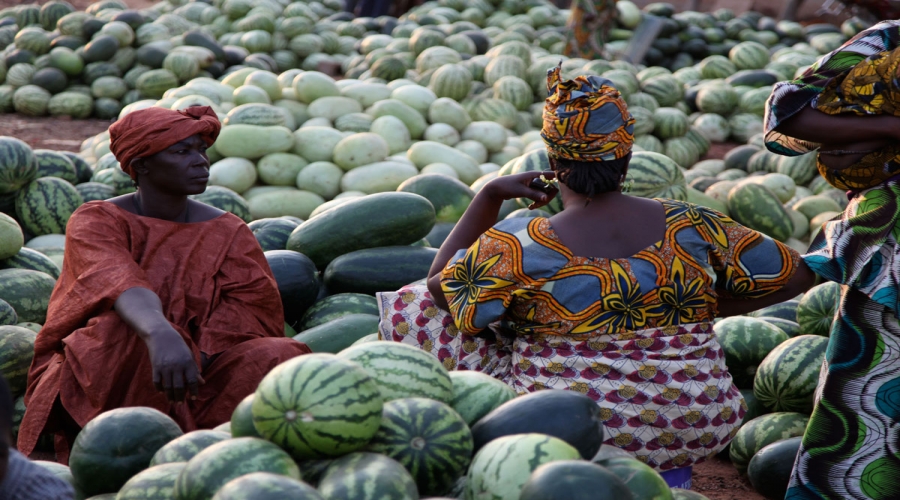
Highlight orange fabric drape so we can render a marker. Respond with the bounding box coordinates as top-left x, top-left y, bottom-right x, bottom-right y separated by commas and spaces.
17, 201, 309, 461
